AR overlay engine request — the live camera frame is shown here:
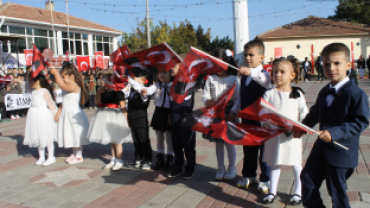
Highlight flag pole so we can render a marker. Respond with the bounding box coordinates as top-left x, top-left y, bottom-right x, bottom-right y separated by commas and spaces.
146, 0, 151, 48
66, 0, 70, 62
